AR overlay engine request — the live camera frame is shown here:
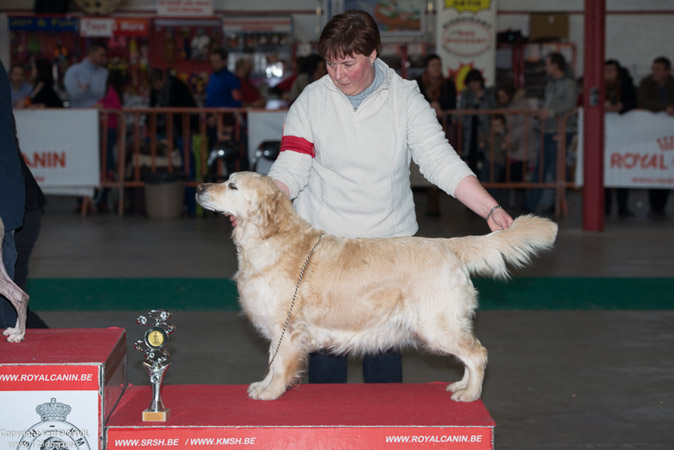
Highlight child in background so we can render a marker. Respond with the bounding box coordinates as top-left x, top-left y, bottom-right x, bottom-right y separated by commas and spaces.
97, 70, 123, 177
94, 70, 124, 212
